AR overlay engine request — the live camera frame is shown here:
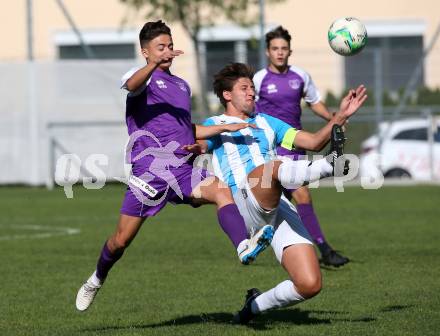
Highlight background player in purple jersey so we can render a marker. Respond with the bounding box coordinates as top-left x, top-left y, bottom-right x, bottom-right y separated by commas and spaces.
254, 26, 349, 267
75, 21, 273, 312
